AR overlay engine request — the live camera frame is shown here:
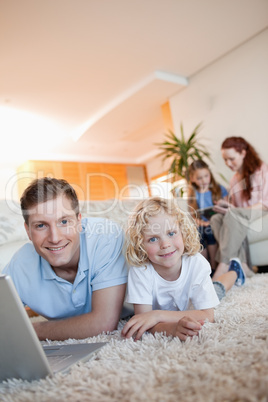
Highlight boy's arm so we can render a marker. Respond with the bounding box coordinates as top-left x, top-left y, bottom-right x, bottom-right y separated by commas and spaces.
121, 304, 214, 341
150, 317, 204, 341
33, 284, 126, 341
